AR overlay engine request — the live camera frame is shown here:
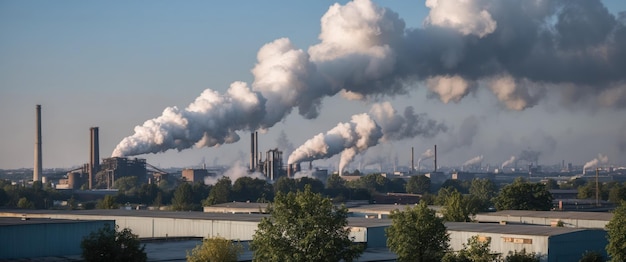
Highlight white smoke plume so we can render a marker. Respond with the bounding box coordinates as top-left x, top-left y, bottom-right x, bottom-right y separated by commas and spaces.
287, 113, 381, 175
583, 154, 609, 172
425, 0, 497, 38
501, 156, 516, 169
203, 161, 265, 186
369, 102, 447, 141
463, 155, 484, 166
288, 103, 446, 174
114, 0, 626, 157
426, 75, 477, 104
